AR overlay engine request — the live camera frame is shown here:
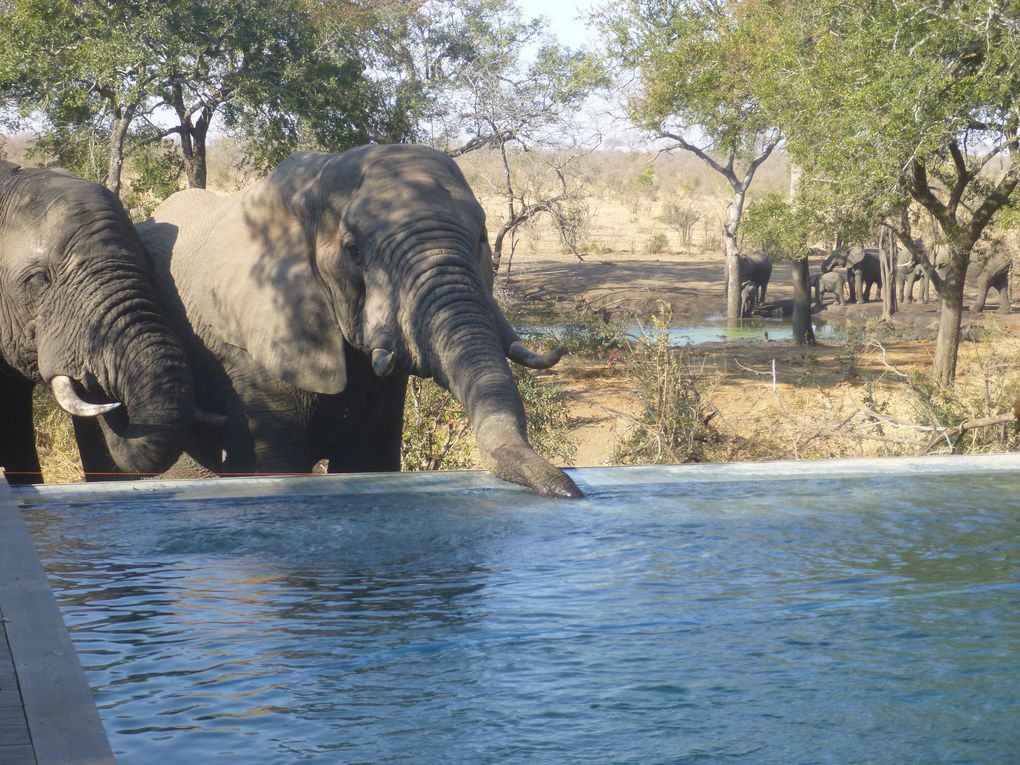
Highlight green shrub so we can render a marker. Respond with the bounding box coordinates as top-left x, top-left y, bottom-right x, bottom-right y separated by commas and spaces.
401, 368, 576, 470
512, 366, 576, 465
401, 378, 474, 472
